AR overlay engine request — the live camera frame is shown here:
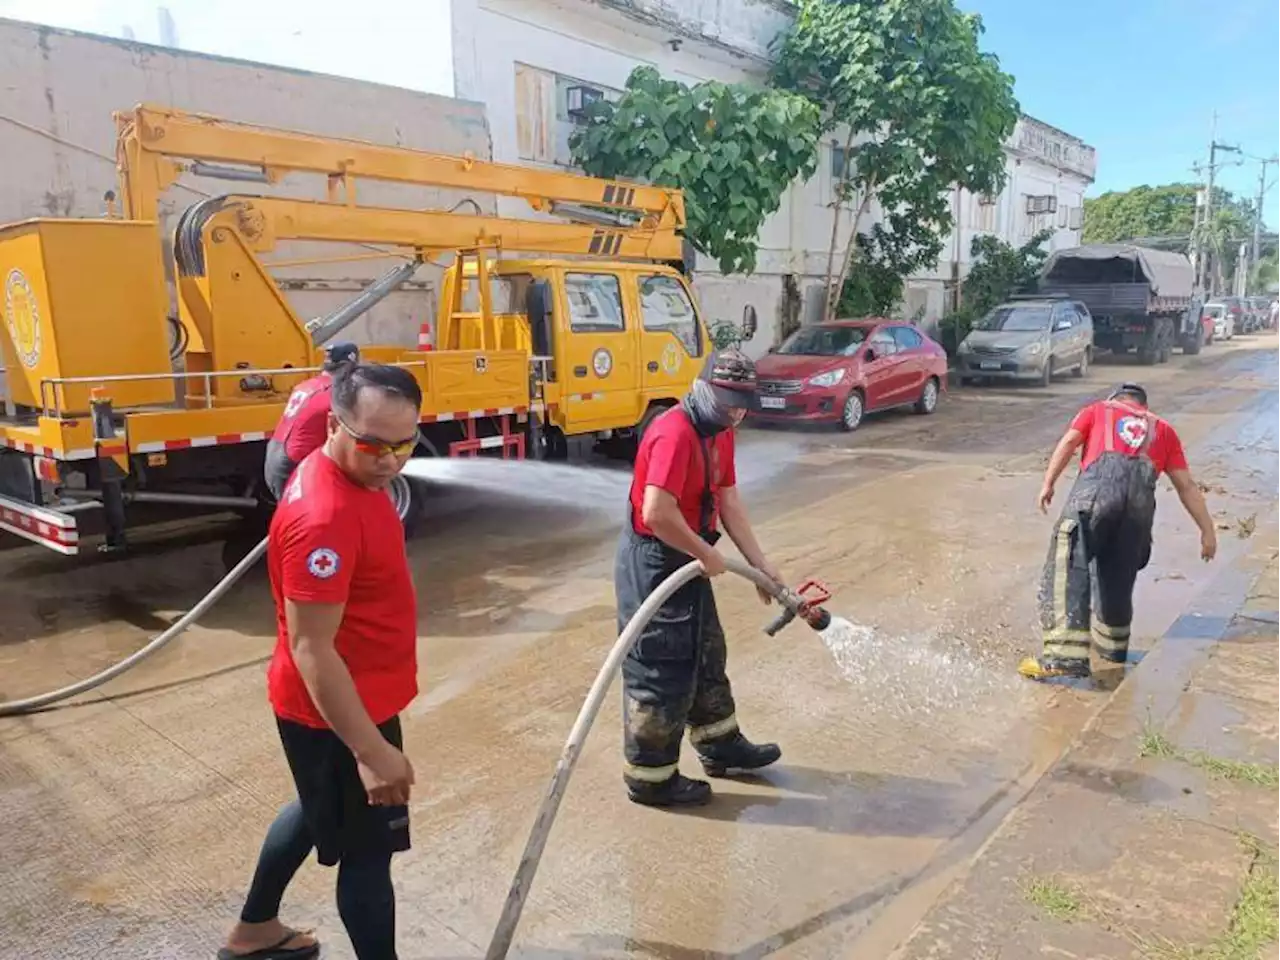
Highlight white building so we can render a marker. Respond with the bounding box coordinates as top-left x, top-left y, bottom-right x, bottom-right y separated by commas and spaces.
451, 0, 1096, 347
